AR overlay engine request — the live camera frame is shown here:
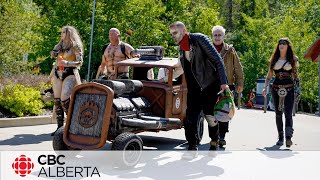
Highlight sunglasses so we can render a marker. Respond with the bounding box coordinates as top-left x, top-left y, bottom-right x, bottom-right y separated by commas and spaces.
279, 40, 288, 45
